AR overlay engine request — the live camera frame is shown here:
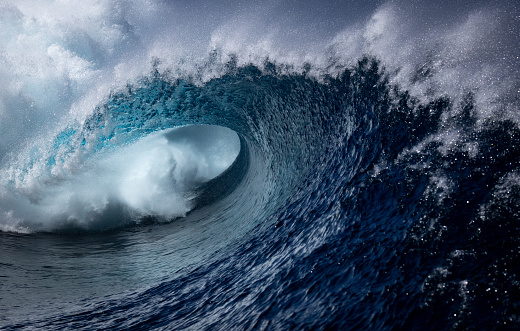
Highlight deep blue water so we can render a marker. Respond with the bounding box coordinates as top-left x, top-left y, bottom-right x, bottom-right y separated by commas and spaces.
1, 57, 519, 330
1, 1, 519, 330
